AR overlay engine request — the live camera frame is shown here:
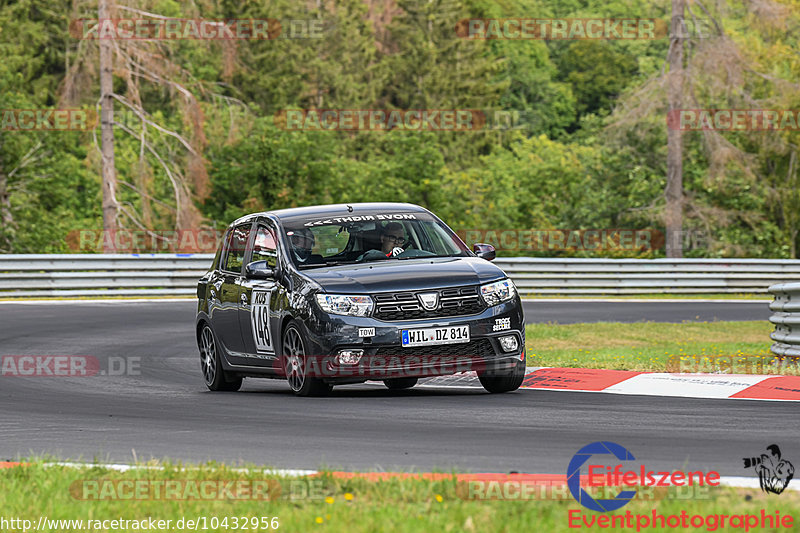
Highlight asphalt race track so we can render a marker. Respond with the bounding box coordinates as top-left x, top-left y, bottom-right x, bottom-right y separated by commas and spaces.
0, 300, 793, 476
